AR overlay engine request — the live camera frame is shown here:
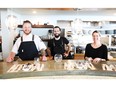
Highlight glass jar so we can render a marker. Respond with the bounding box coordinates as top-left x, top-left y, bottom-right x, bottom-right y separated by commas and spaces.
54, 54, 62, 62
